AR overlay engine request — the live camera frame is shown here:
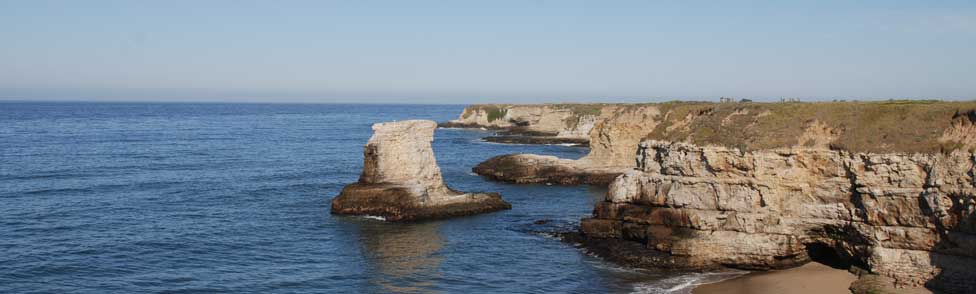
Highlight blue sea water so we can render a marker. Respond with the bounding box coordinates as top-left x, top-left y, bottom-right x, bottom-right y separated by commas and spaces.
0, 102, 723, 293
